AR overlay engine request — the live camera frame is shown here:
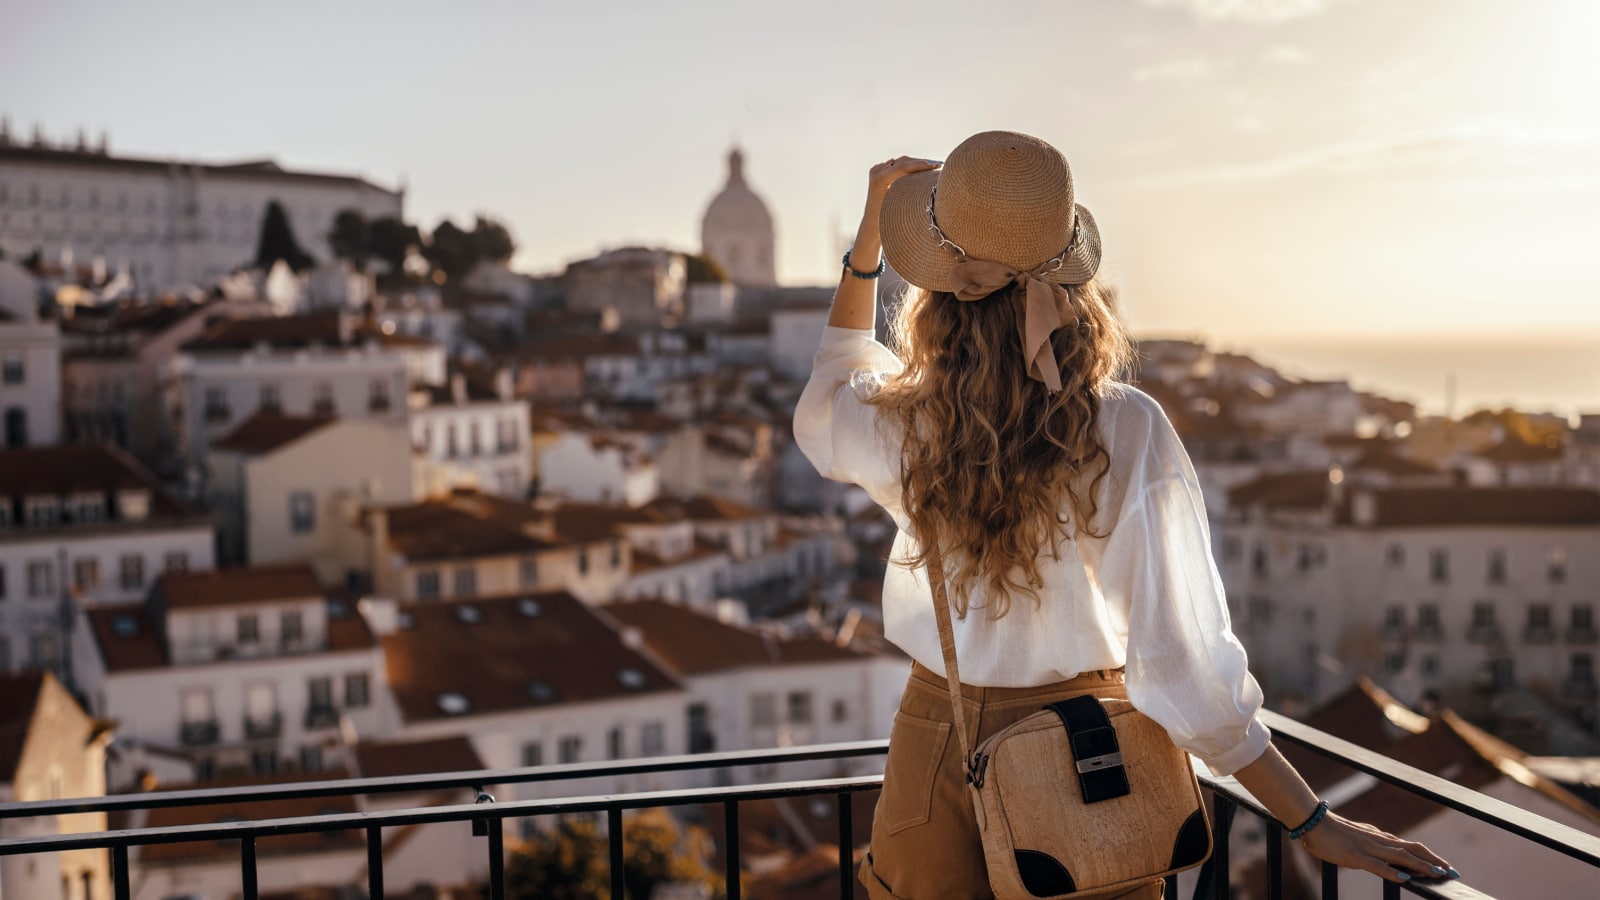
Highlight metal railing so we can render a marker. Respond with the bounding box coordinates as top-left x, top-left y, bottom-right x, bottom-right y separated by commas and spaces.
2, 711, 1597, 900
